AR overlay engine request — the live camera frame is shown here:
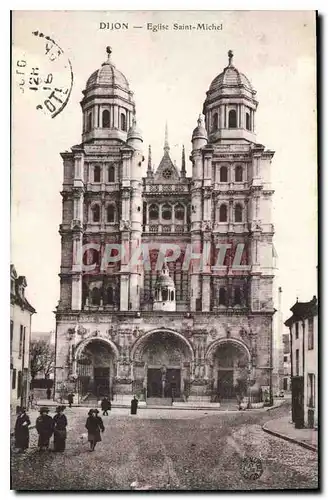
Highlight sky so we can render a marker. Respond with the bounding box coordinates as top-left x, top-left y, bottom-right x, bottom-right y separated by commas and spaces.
11, 10, 317, 332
